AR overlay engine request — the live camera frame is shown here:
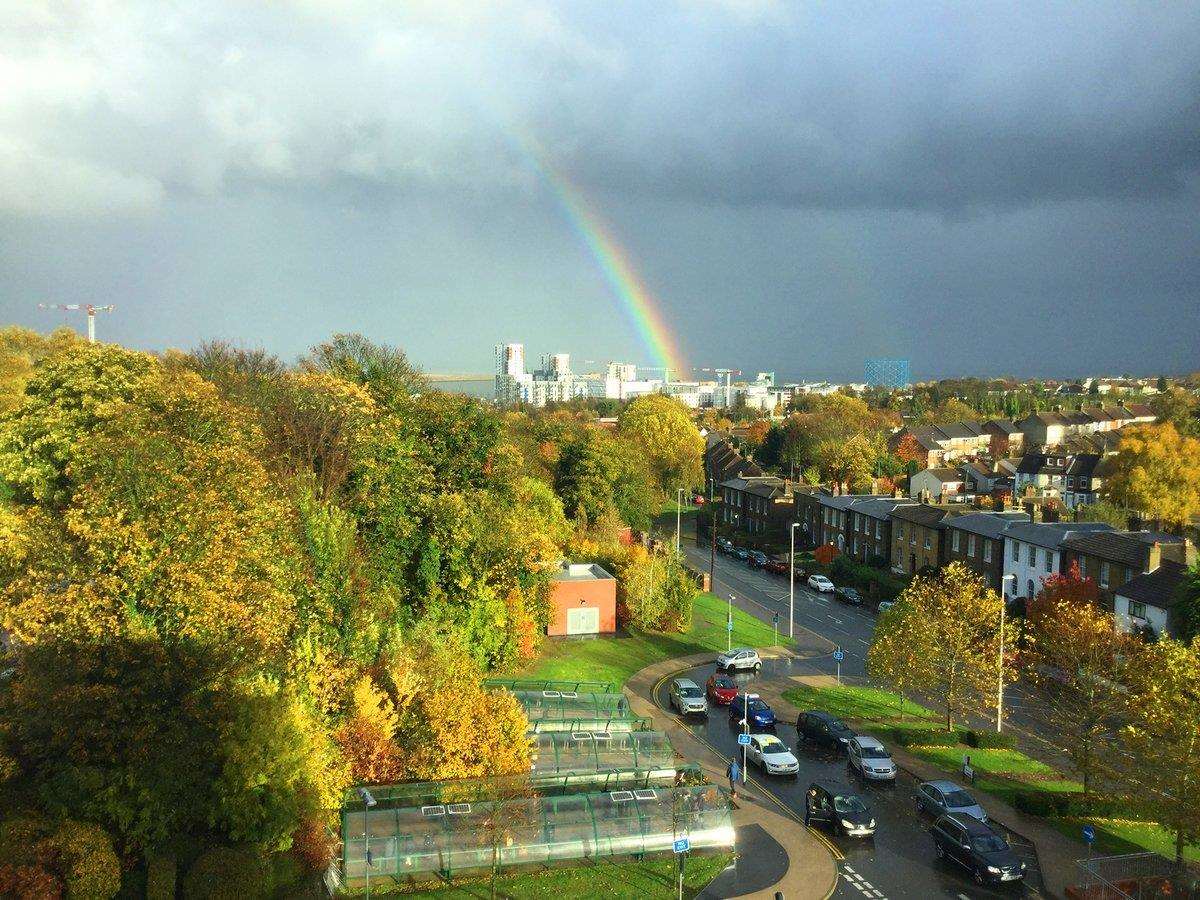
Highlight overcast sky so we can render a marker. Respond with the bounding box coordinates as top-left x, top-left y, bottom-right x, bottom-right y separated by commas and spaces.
1, 1, 1198, 381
